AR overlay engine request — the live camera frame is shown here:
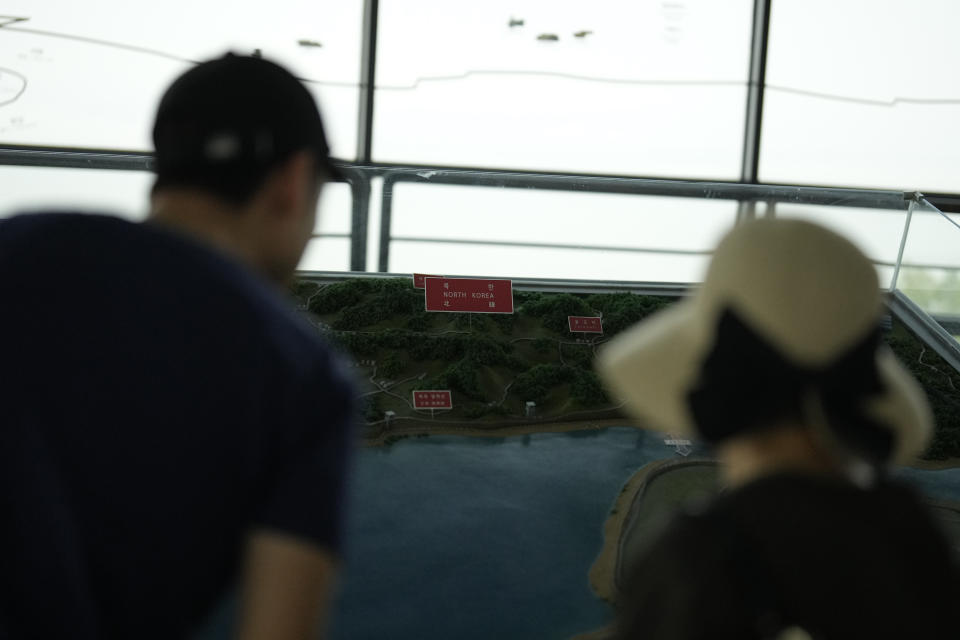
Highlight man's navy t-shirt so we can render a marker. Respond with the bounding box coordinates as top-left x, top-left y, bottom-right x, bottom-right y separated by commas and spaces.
0, 213, 355, 639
